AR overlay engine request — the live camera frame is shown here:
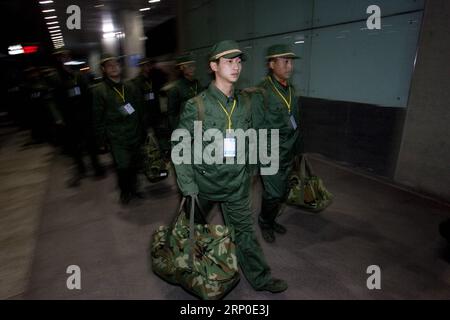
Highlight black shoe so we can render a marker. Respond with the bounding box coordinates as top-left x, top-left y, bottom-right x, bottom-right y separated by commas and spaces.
260, 227, 275, 243
258, 216, 275, 243
120, 192, 132, 205
273, 221, 287, 234
132, 191, 146, 199
93, 168, 106, 180
257, 278, 288, 293
67, 175, 82, 188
